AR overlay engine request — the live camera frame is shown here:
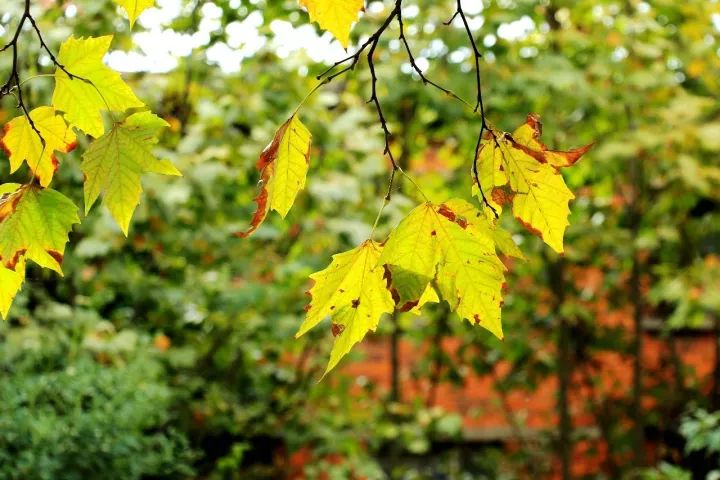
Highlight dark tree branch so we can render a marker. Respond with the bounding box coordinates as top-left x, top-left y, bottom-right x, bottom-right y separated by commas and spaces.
313, 0, 498, 215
